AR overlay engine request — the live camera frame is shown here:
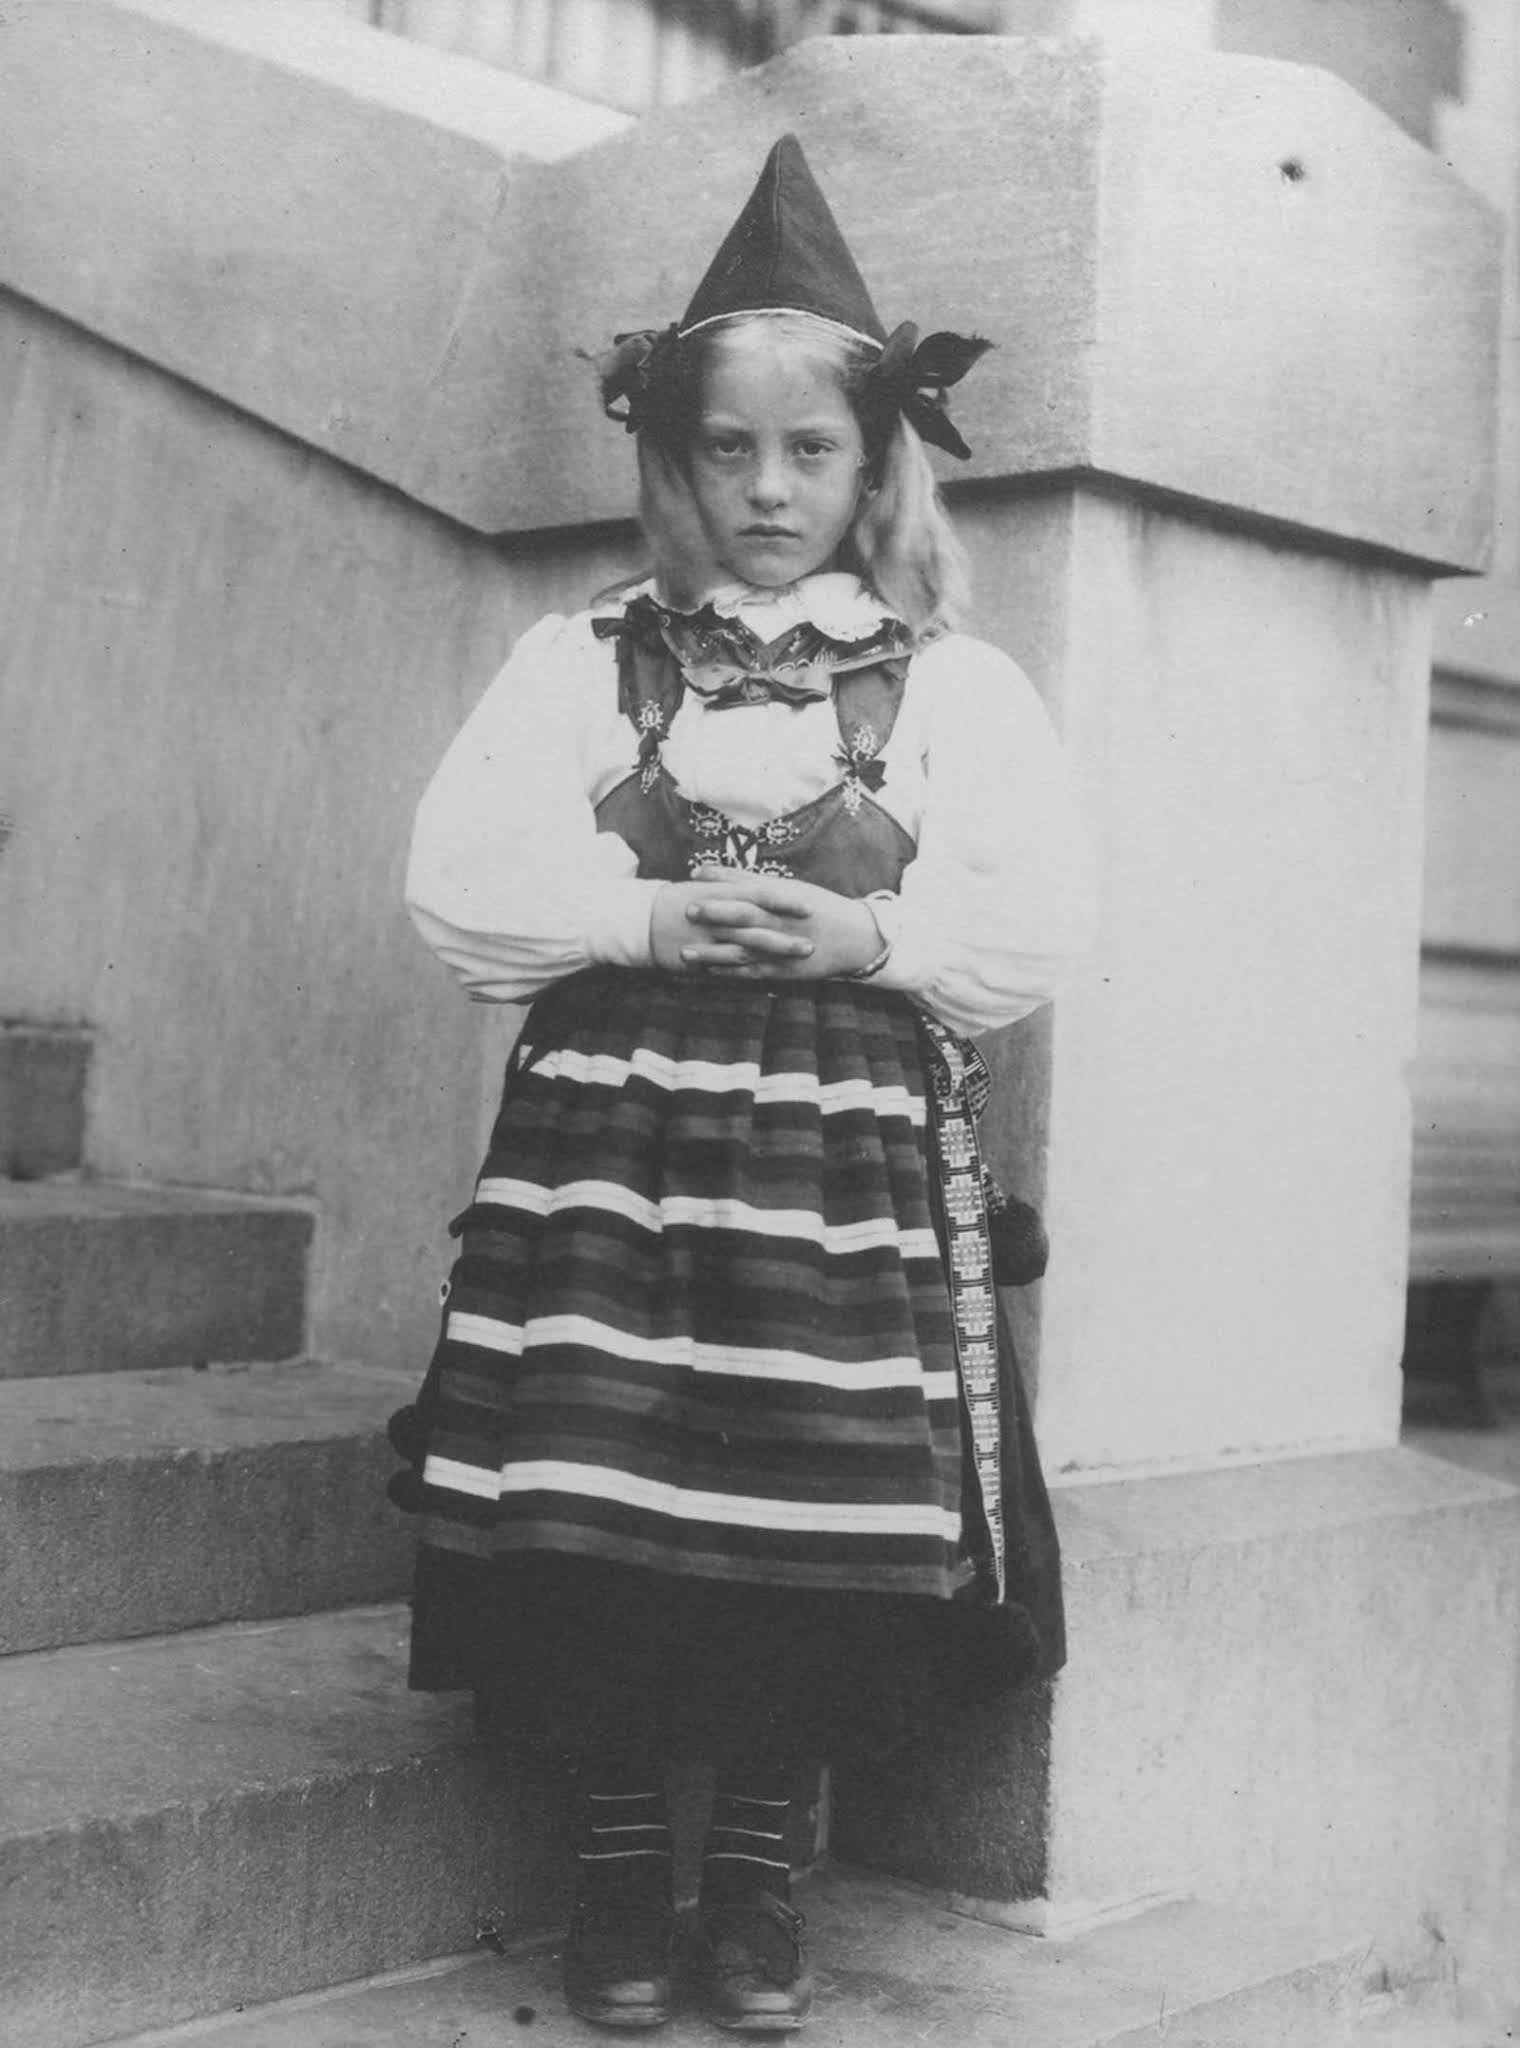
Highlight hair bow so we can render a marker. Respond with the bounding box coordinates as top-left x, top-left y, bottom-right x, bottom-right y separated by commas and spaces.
594, 325, 680, 434
864, 322, 992, 462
